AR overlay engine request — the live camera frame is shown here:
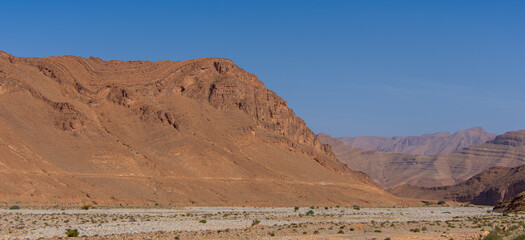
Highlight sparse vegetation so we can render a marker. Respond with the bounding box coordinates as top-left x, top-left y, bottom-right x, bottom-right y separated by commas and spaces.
81, 205, 91, 210
252, 219, 260, 226
483, 231, 503, 240
9, 205, 20, 210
